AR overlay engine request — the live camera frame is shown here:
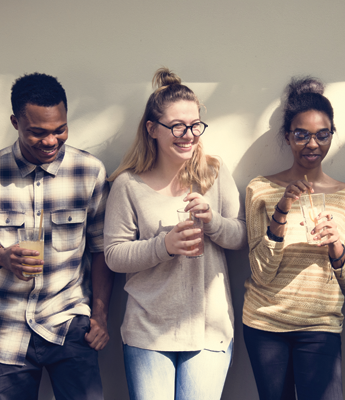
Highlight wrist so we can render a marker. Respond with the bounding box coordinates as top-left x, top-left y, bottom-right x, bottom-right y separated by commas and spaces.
271, 214, 287, 225
328, 239, 343, 255
164, 233, 174, 257
91, 300, 109, 318
90, 311, 108, 325
275, 203, 289, 215
329, 243, 345, 270
267, 226, 284, 242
